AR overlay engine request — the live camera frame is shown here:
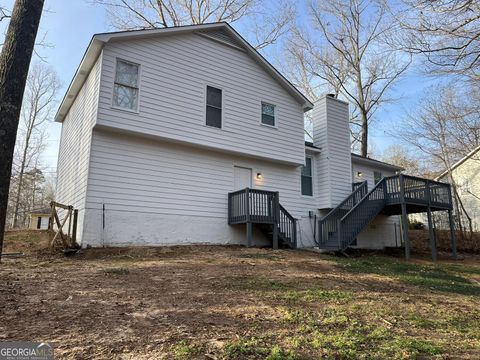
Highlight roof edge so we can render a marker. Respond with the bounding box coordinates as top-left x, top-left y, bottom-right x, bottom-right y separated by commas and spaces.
436, 145, 480, 179
351, 153, 404, 171
55, 22, 313, 122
